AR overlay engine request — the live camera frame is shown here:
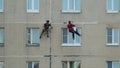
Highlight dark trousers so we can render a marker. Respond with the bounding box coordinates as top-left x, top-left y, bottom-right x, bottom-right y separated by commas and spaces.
40, 28, 49, 38
70, 30, 80, 40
